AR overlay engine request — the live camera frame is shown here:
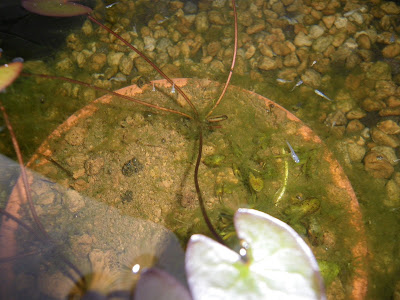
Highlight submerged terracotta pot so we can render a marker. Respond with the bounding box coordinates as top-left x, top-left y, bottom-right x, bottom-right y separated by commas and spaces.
1, 78, 368, 299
